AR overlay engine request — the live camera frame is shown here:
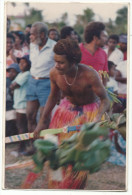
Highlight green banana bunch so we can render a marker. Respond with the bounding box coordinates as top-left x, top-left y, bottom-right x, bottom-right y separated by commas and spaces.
32, 140, 59, 172
73, 139, 110, 173
106, 88, 121, 104
76, 122, 109, 148
102, 109, 126, 139
33, 121, 110, 173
